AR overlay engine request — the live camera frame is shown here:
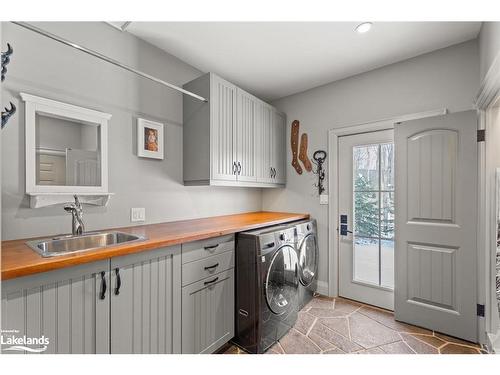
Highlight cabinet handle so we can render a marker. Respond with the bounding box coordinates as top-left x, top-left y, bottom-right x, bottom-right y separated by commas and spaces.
232, 161, 237, 175
99, 271, 107, 300
204, 244, 219, 251
237, 162, 242, 175
204, 263, 219, 271
114, 268, 121, 295
274, 168, 277, 178
270, 167, 273, 178
204, 277, 219, 286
